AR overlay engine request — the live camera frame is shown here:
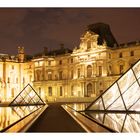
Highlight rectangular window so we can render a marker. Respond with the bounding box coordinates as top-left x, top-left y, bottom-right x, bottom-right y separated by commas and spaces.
29, 75, 32, 82
77, 68, 80, 78
99, 66, 102, 76
119, 52, 122, 58
71, 70, 73, 79
109, 53, 111, 59
59, 71, 63, 80
48, 61, 51, 66
12, 65, 14, 70
71, 58, 73, 63
130, 51, 134, 56
48, 72, 52, 80
120, 65, 124, 74
16, 78, 18, 83
48, 87, 52, 96
60, 86, 63, 96
59, 60, 62, 65
39, 87, 41, 96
